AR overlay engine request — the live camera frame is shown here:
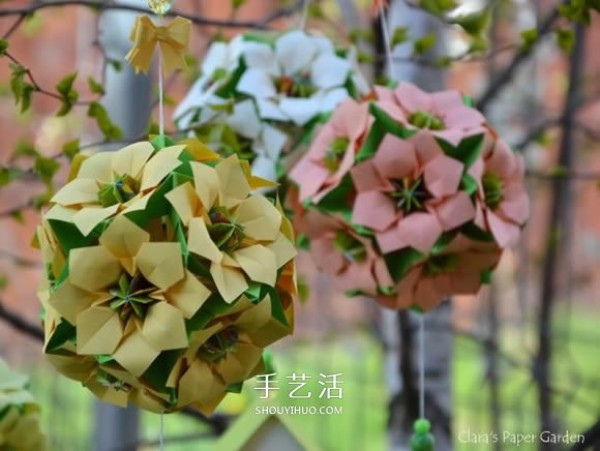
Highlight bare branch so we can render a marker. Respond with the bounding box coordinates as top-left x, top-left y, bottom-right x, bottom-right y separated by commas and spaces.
0, 301, 44, 341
